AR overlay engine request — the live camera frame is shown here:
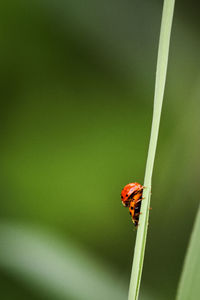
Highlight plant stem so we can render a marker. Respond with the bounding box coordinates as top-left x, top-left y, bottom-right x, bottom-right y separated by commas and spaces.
128, 1, 175, 299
